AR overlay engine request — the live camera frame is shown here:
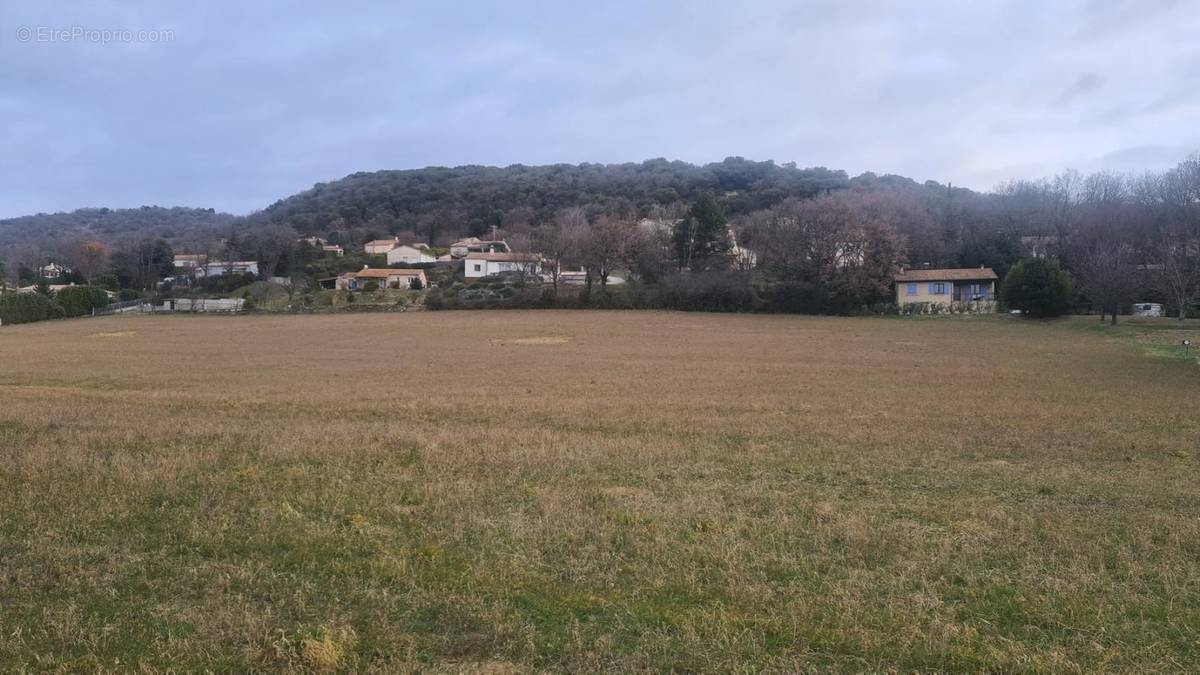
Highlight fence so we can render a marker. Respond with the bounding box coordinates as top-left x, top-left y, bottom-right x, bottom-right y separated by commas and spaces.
95, 298, 245, 315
